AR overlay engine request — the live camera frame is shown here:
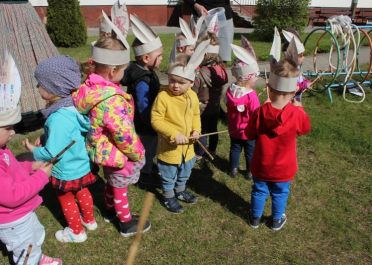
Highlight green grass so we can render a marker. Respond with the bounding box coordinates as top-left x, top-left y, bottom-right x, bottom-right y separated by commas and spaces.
1, 35, 371, 265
